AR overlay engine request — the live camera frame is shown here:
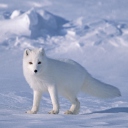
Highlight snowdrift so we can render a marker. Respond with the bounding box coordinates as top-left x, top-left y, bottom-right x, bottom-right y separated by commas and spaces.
0, 9, 68, 42
0, 8, 128, 50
